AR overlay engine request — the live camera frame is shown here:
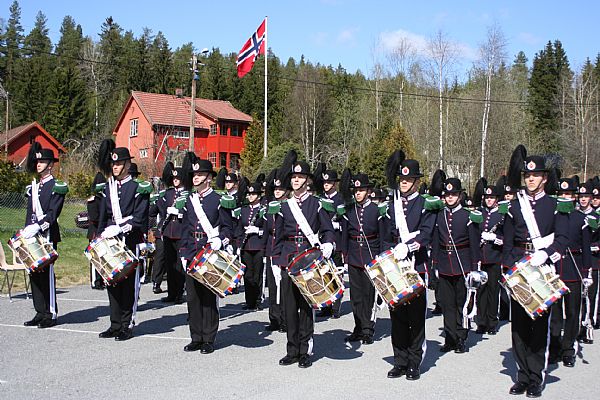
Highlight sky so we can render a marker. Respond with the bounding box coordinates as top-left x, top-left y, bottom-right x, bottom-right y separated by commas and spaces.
6, 0, 600, 78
